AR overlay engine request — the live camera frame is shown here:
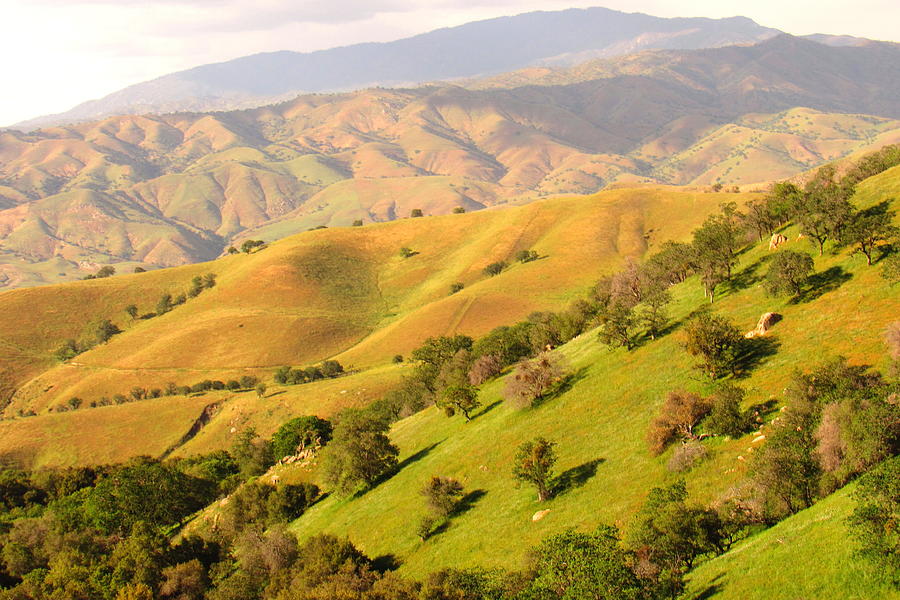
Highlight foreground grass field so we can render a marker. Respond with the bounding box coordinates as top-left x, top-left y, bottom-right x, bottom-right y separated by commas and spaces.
685, 485, 900, 600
